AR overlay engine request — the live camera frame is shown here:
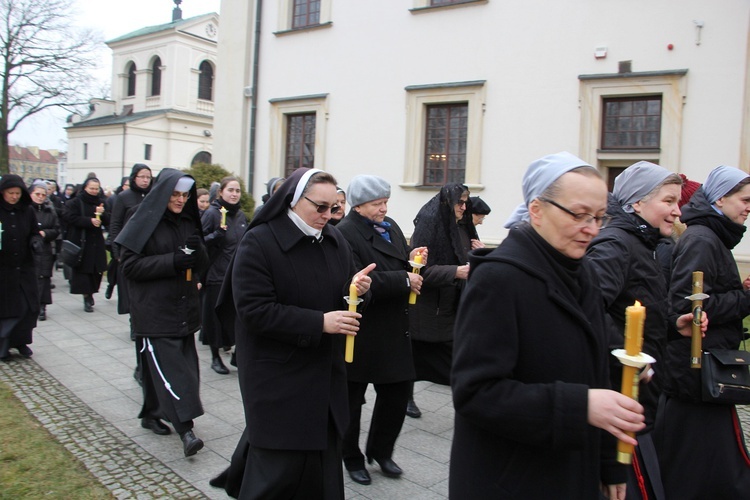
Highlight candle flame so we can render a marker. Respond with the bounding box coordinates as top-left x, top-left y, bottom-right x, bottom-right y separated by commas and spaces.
634, 300, 641, 307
